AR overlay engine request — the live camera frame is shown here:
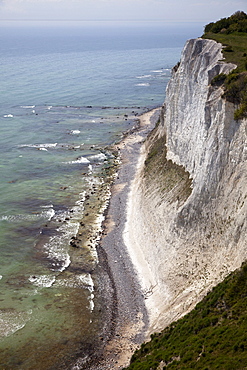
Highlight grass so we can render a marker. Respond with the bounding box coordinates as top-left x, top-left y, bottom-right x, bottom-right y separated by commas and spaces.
202, 32, 247, 72
124, 262, 247, 370
144, 128, 192, 205
202, 30, 247, 120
